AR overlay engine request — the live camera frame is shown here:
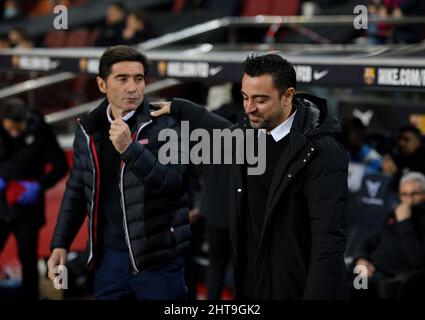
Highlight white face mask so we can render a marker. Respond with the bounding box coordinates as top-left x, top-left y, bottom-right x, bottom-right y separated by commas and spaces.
4, 7, 18, 19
